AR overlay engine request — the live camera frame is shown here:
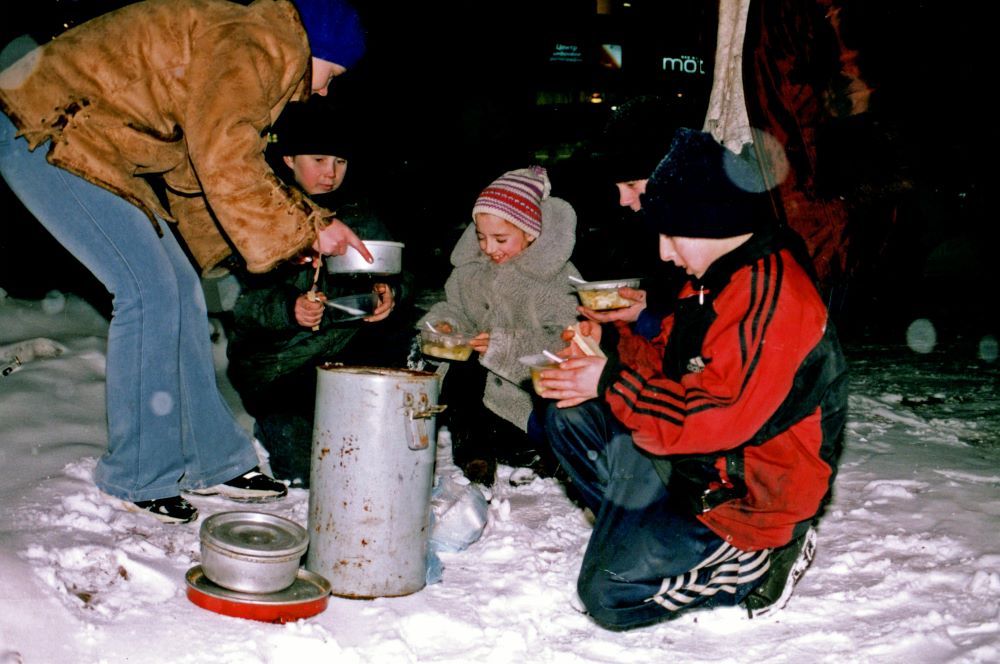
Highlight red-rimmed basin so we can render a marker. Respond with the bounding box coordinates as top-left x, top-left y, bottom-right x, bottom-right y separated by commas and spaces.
185, 565, 331, 623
